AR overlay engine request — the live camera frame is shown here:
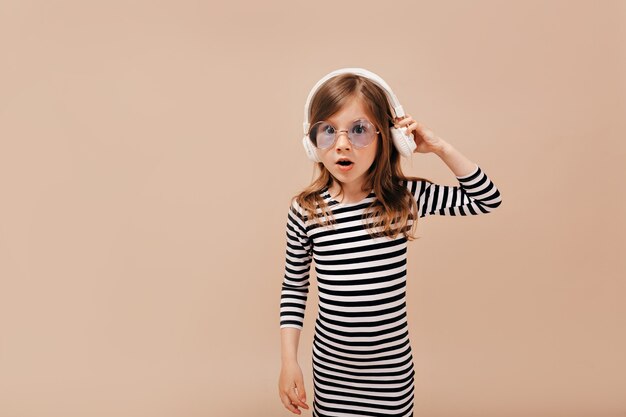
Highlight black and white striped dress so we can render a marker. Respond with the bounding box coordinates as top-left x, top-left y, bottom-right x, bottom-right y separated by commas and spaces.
279, 163, 502, 417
